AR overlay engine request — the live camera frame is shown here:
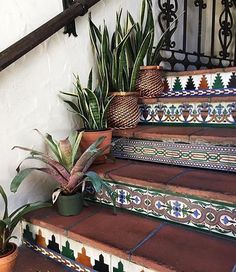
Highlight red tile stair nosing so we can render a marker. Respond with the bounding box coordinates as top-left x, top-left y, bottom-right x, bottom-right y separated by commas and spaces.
112, 125, 236, 145
24, 206, 236, 272
91, 159, 236, 204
